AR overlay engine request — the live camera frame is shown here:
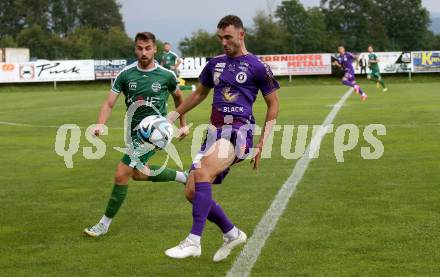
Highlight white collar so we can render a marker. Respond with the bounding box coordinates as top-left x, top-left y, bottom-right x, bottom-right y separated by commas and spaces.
137, 62, 157, 72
